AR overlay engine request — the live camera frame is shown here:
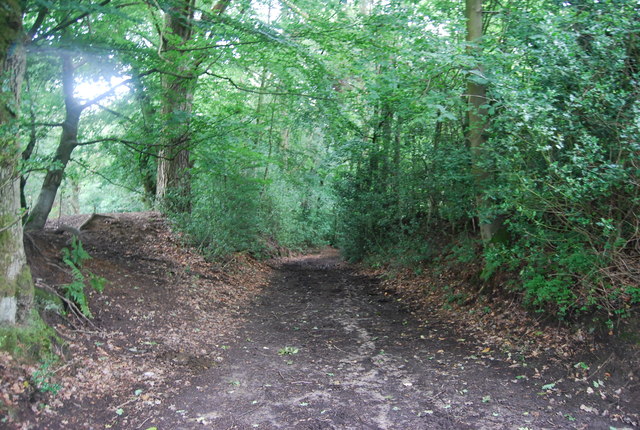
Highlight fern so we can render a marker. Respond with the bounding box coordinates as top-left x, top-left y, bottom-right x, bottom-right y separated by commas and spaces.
60, 238, 106, 318
62, 236, 91, 266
